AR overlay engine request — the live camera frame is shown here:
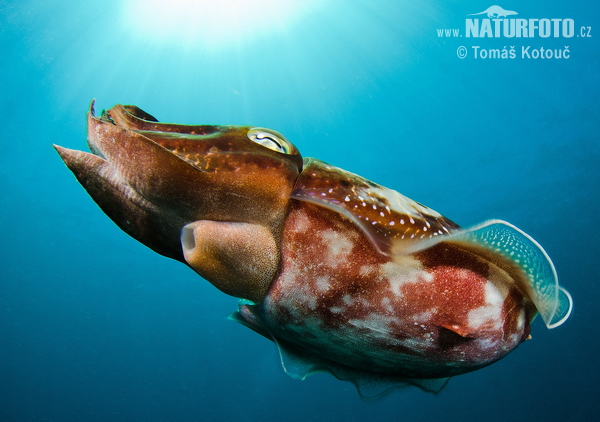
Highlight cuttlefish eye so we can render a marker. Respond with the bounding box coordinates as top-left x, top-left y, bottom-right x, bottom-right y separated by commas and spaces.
247, 128, 292, 154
